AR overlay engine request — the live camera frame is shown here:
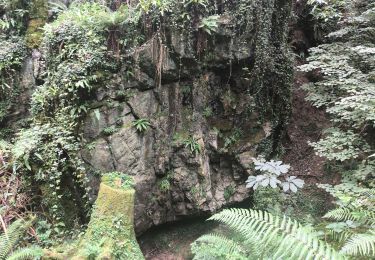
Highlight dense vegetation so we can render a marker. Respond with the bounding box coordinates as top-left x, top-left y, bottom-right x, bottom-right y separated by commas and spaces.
0, 0, 374, 259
